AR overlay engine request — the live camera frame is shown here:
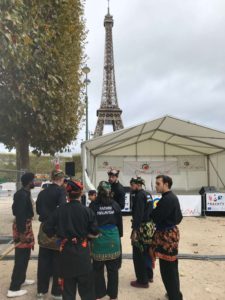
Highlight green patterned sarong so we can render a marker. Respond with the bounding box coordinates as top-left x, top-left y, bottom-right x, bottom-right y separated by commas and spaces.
91, 225, 121, 261
132, 221, 155, 252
